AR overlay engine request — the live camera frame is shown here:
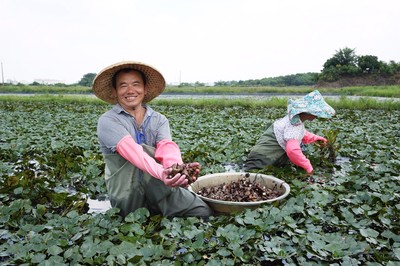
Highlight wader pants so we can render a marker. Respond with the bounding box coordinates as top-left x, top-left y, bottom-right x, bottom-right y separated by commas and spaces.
104, 144, 213, 218
244, 124, 289, 171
